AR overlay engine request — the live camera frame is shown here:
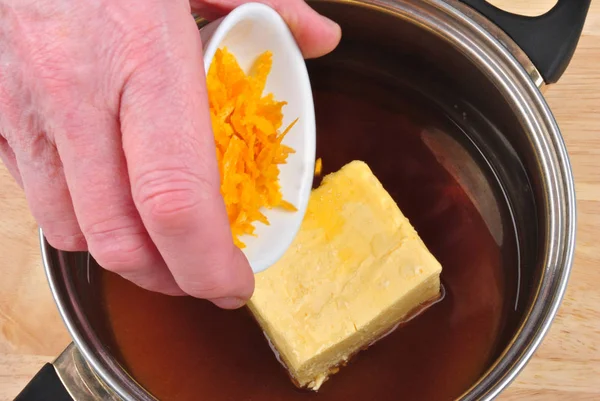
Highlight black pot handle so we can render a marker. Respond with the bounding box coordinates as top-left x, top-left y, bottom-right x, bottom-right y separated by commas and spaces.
458, 0, 591, 83
13, 363, 73, 401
